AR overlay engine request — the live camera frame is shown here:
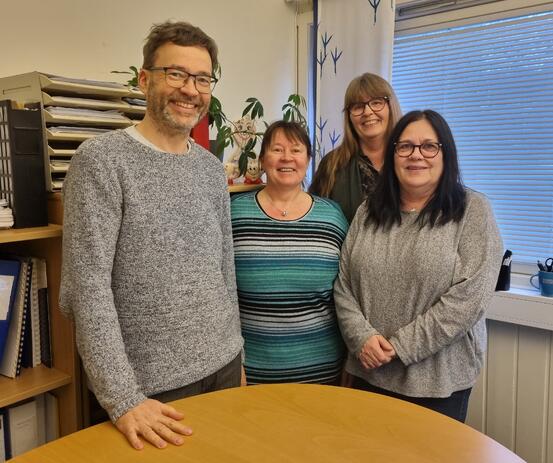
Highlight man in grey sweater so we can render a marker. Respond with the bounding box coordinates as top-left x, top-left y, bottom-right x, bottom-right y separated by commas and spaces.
60, 21, 243, 450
